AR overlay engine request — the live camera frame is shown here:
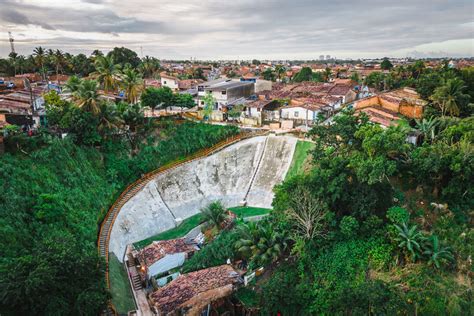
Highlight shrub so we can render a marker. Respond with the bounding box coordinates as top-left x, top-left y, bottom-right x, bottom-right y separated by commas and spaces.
340, 216, 359, 238
386, 206, 410, 224
182, 230, 240, 273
